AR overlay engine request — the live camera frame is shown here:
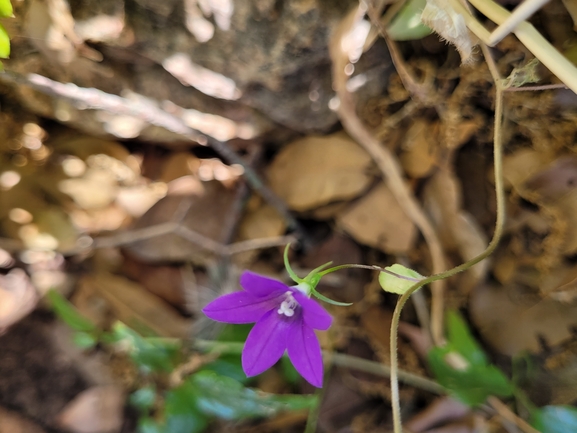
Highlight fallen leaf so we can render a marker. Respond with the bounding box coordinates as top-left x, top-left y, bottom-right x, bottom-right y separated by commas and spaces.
0, 406, 47, 433
77, 272, 192, 338
0, 269, 38, 333
400, 120, 438, 178
470, 283, 577, 356
57, 386, 124, 433
268, 132, 373, 211
337, 182, 417, 254
124, 180, 240, 263
423, 169, 488, 290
